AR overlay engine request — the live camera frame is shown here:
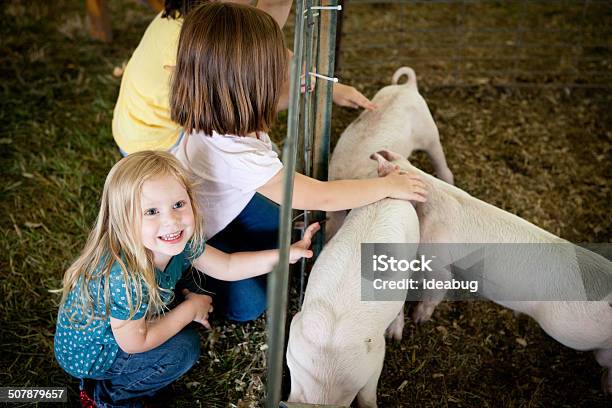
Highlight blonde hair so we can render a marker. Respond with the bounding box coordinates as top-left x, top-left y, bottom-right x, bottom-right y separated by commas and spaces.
170, 1, 288, 136
59, 151, 205, 326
